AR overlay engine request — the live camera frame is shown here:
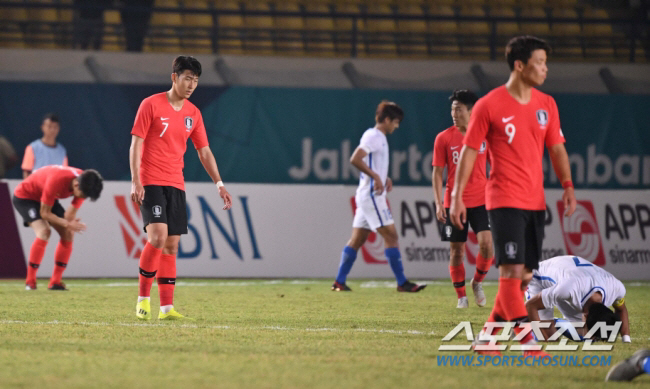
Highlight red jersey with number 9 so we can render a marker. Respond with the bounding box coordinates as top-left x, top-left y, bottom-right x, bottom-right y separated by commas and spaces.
131, 92, 209, 191
432, 126, 488, 209
463, 85, 565, 211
